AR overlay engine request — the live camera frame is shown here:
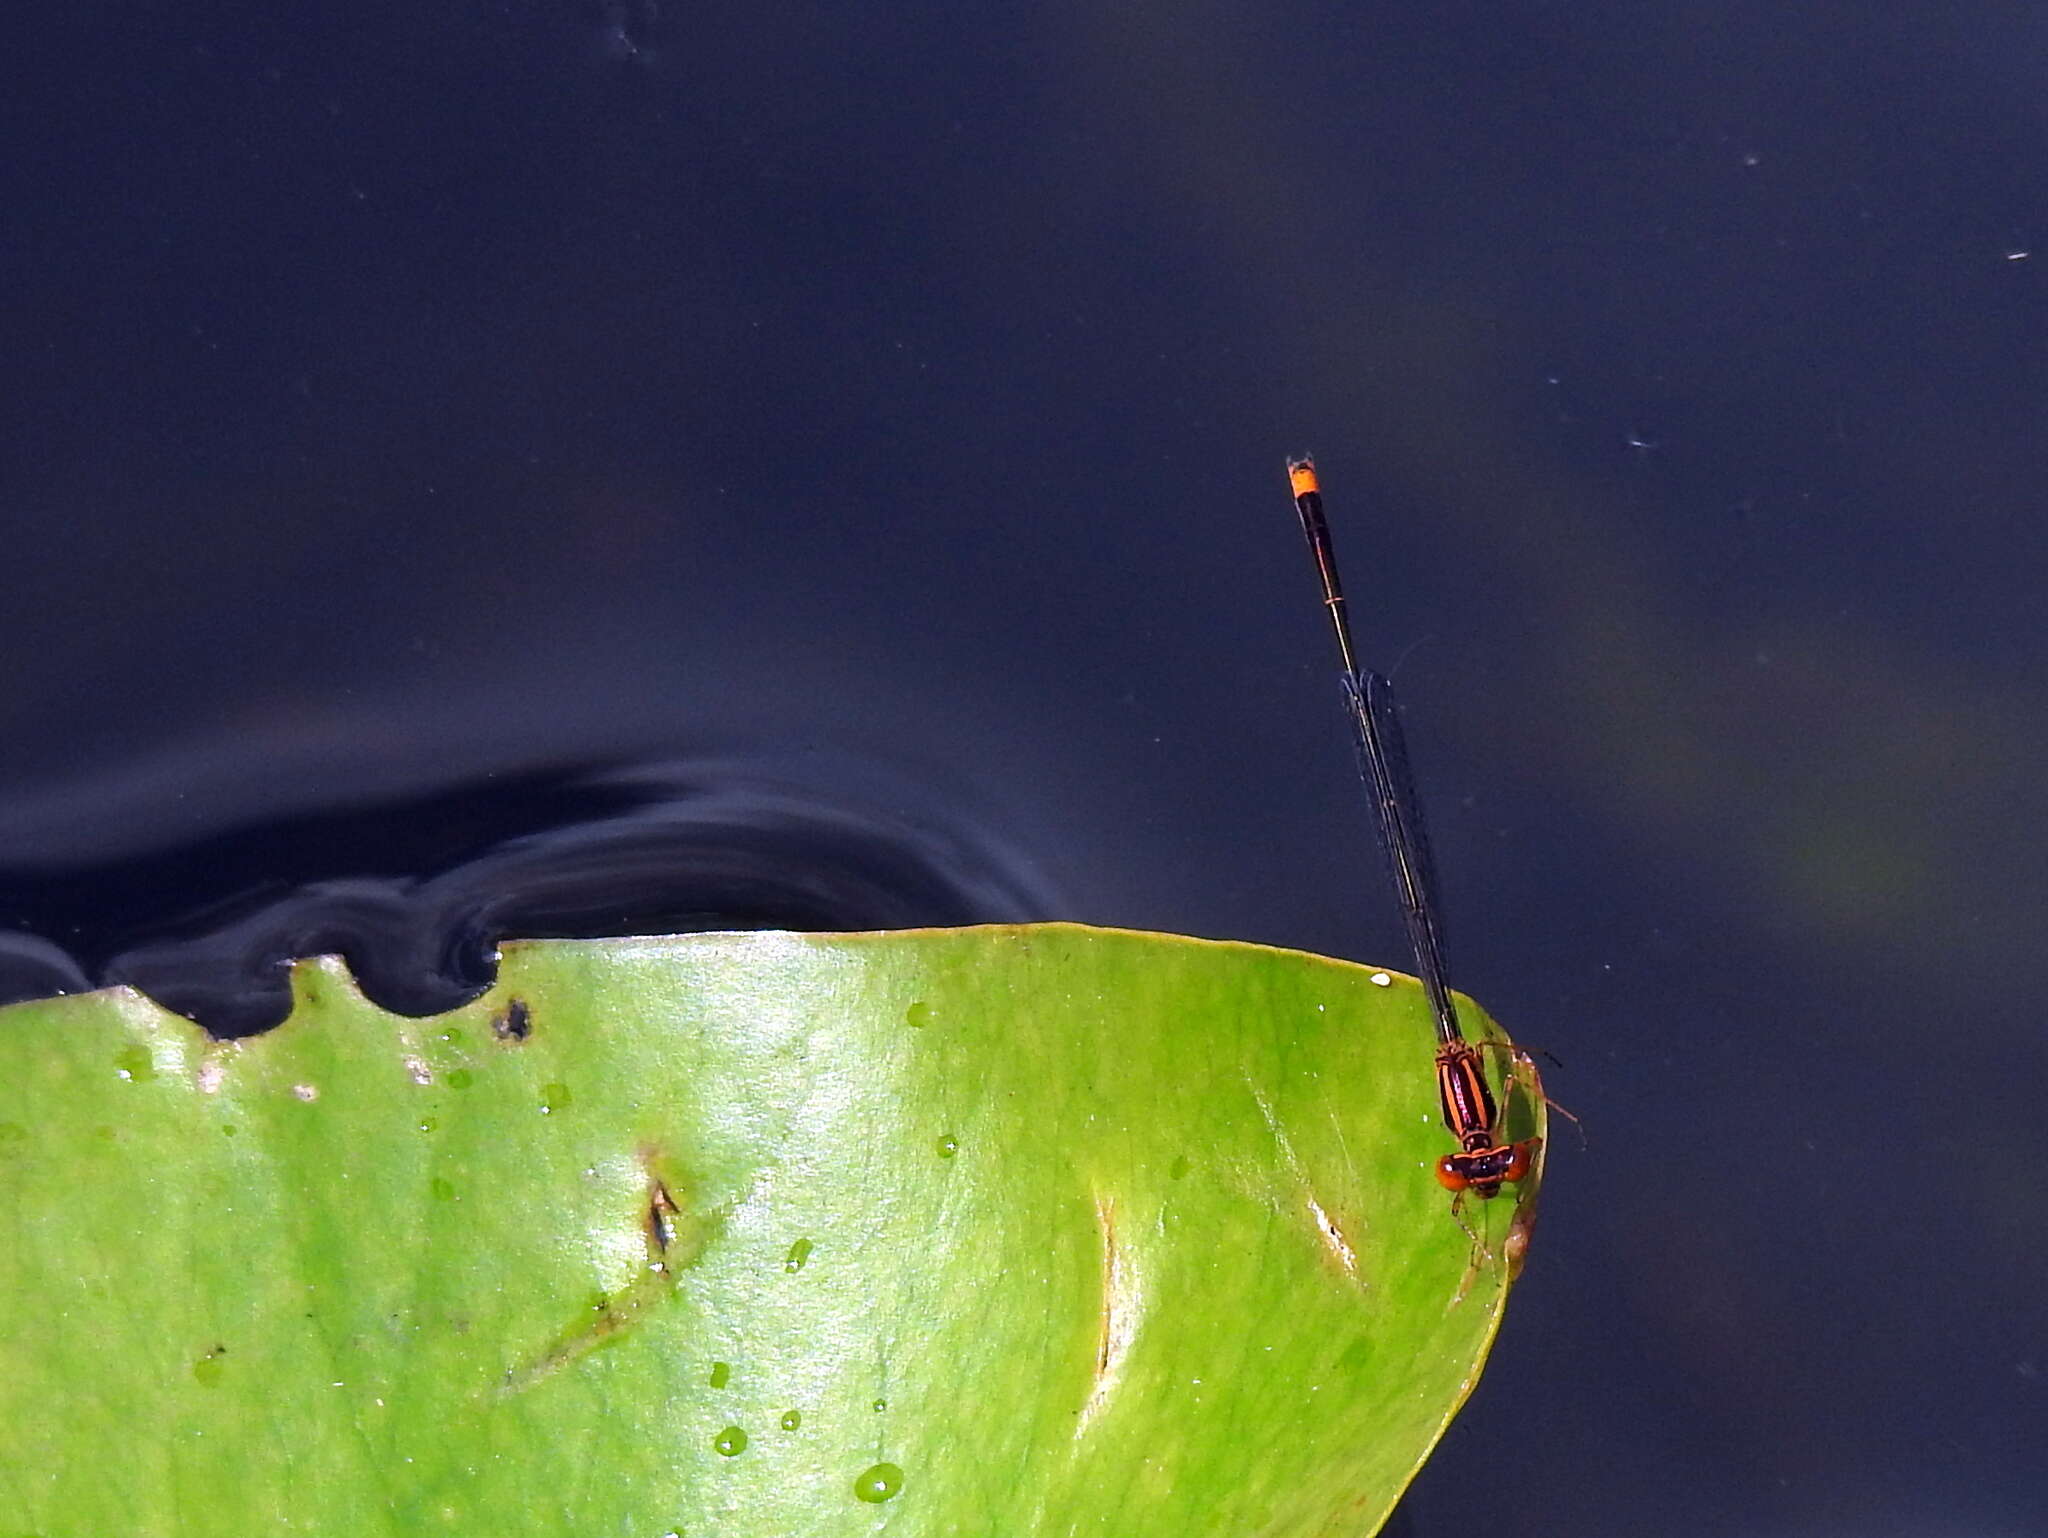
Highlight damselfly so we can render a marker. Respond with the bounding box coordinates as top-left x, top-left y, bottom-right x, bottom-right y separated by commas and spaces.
1287, 456, 1538, 1202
